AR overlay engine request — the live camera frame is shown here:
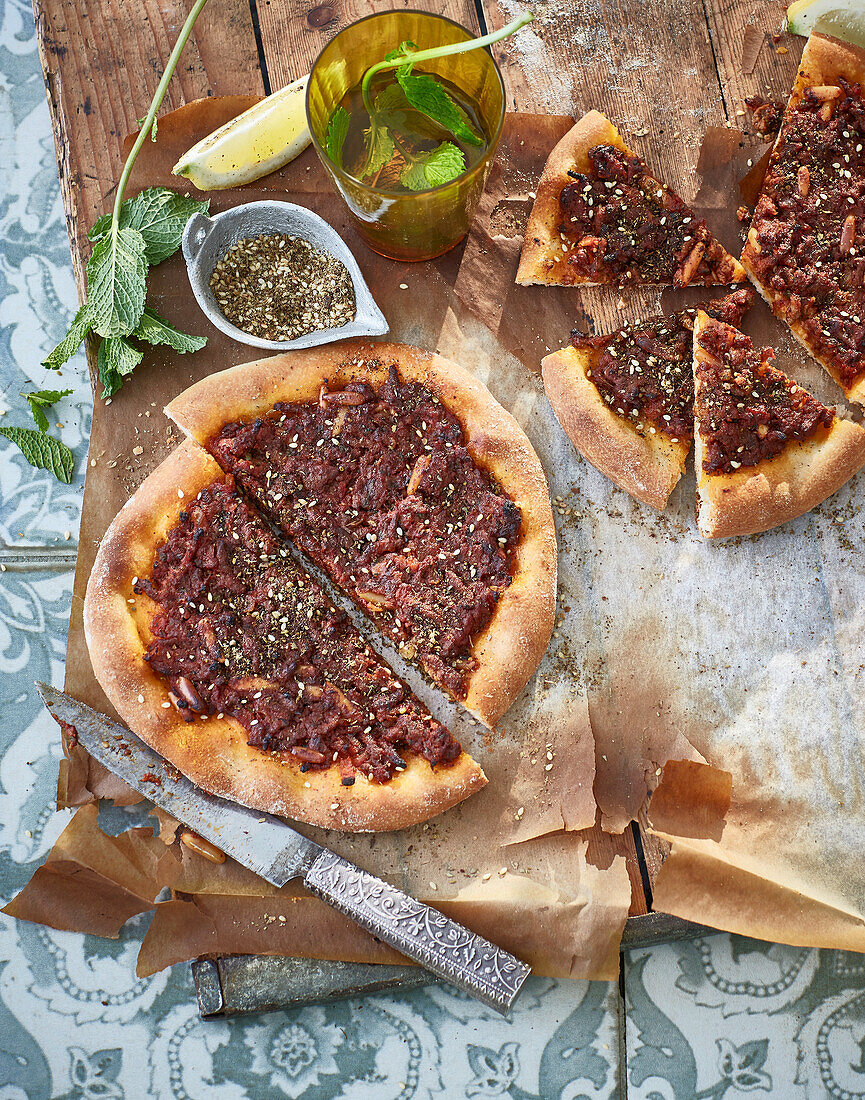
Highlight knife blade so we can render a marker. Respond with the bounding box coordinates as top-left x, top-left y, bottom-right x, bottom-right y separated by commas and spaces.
37, 683, 531, 1014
